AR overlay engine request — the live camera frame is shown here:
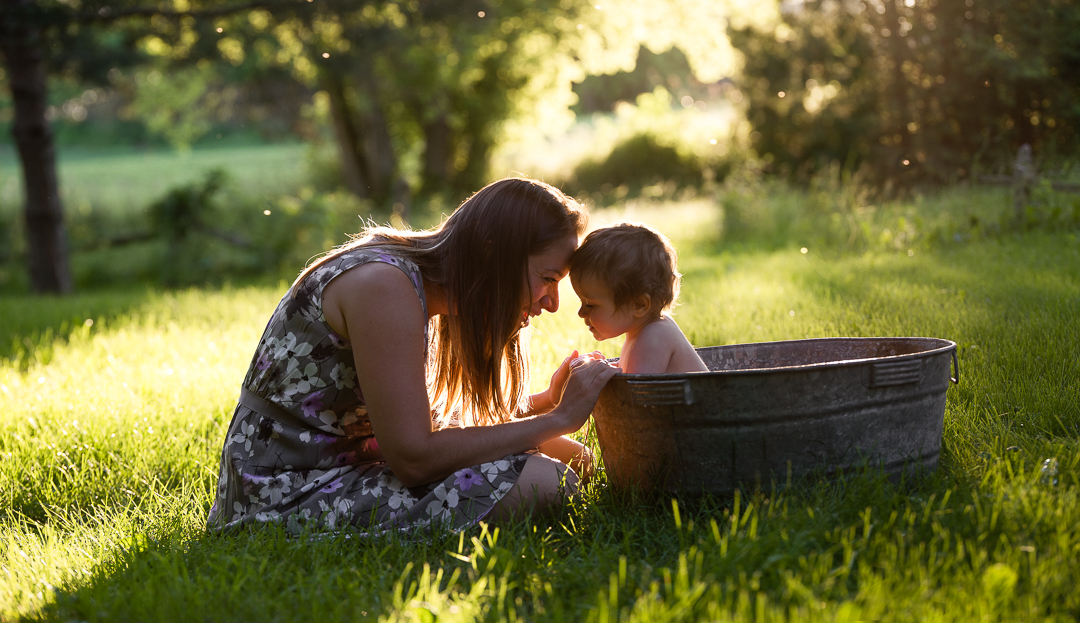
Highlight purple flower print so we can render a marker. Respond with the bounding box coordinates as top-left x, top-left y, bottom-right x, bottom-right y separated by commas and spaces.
256, 351, 272, 370
388, 509, 408, 527
301, 391, 325, 419
328, 332, 349, 349
376, 252, 401, 267
453, 468, 484, 491
241, 473, 266, 495
320, 478, 344, 494
336, 451, 357, 465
